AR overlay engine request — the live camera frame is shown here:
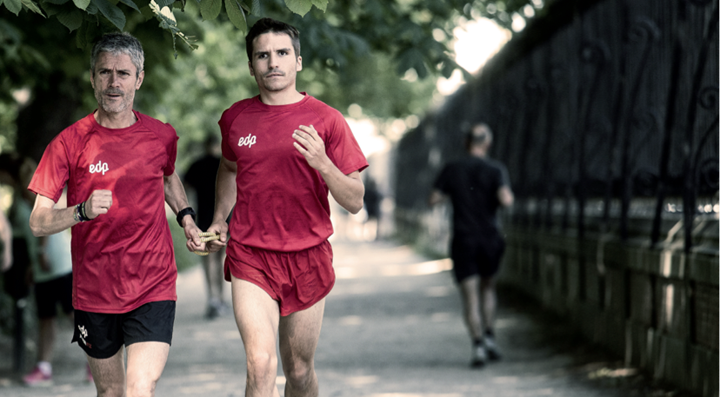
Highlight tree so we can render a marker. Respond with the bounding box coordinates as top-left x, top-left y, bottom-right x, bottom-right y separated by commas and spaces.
0, 0, 543, 160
